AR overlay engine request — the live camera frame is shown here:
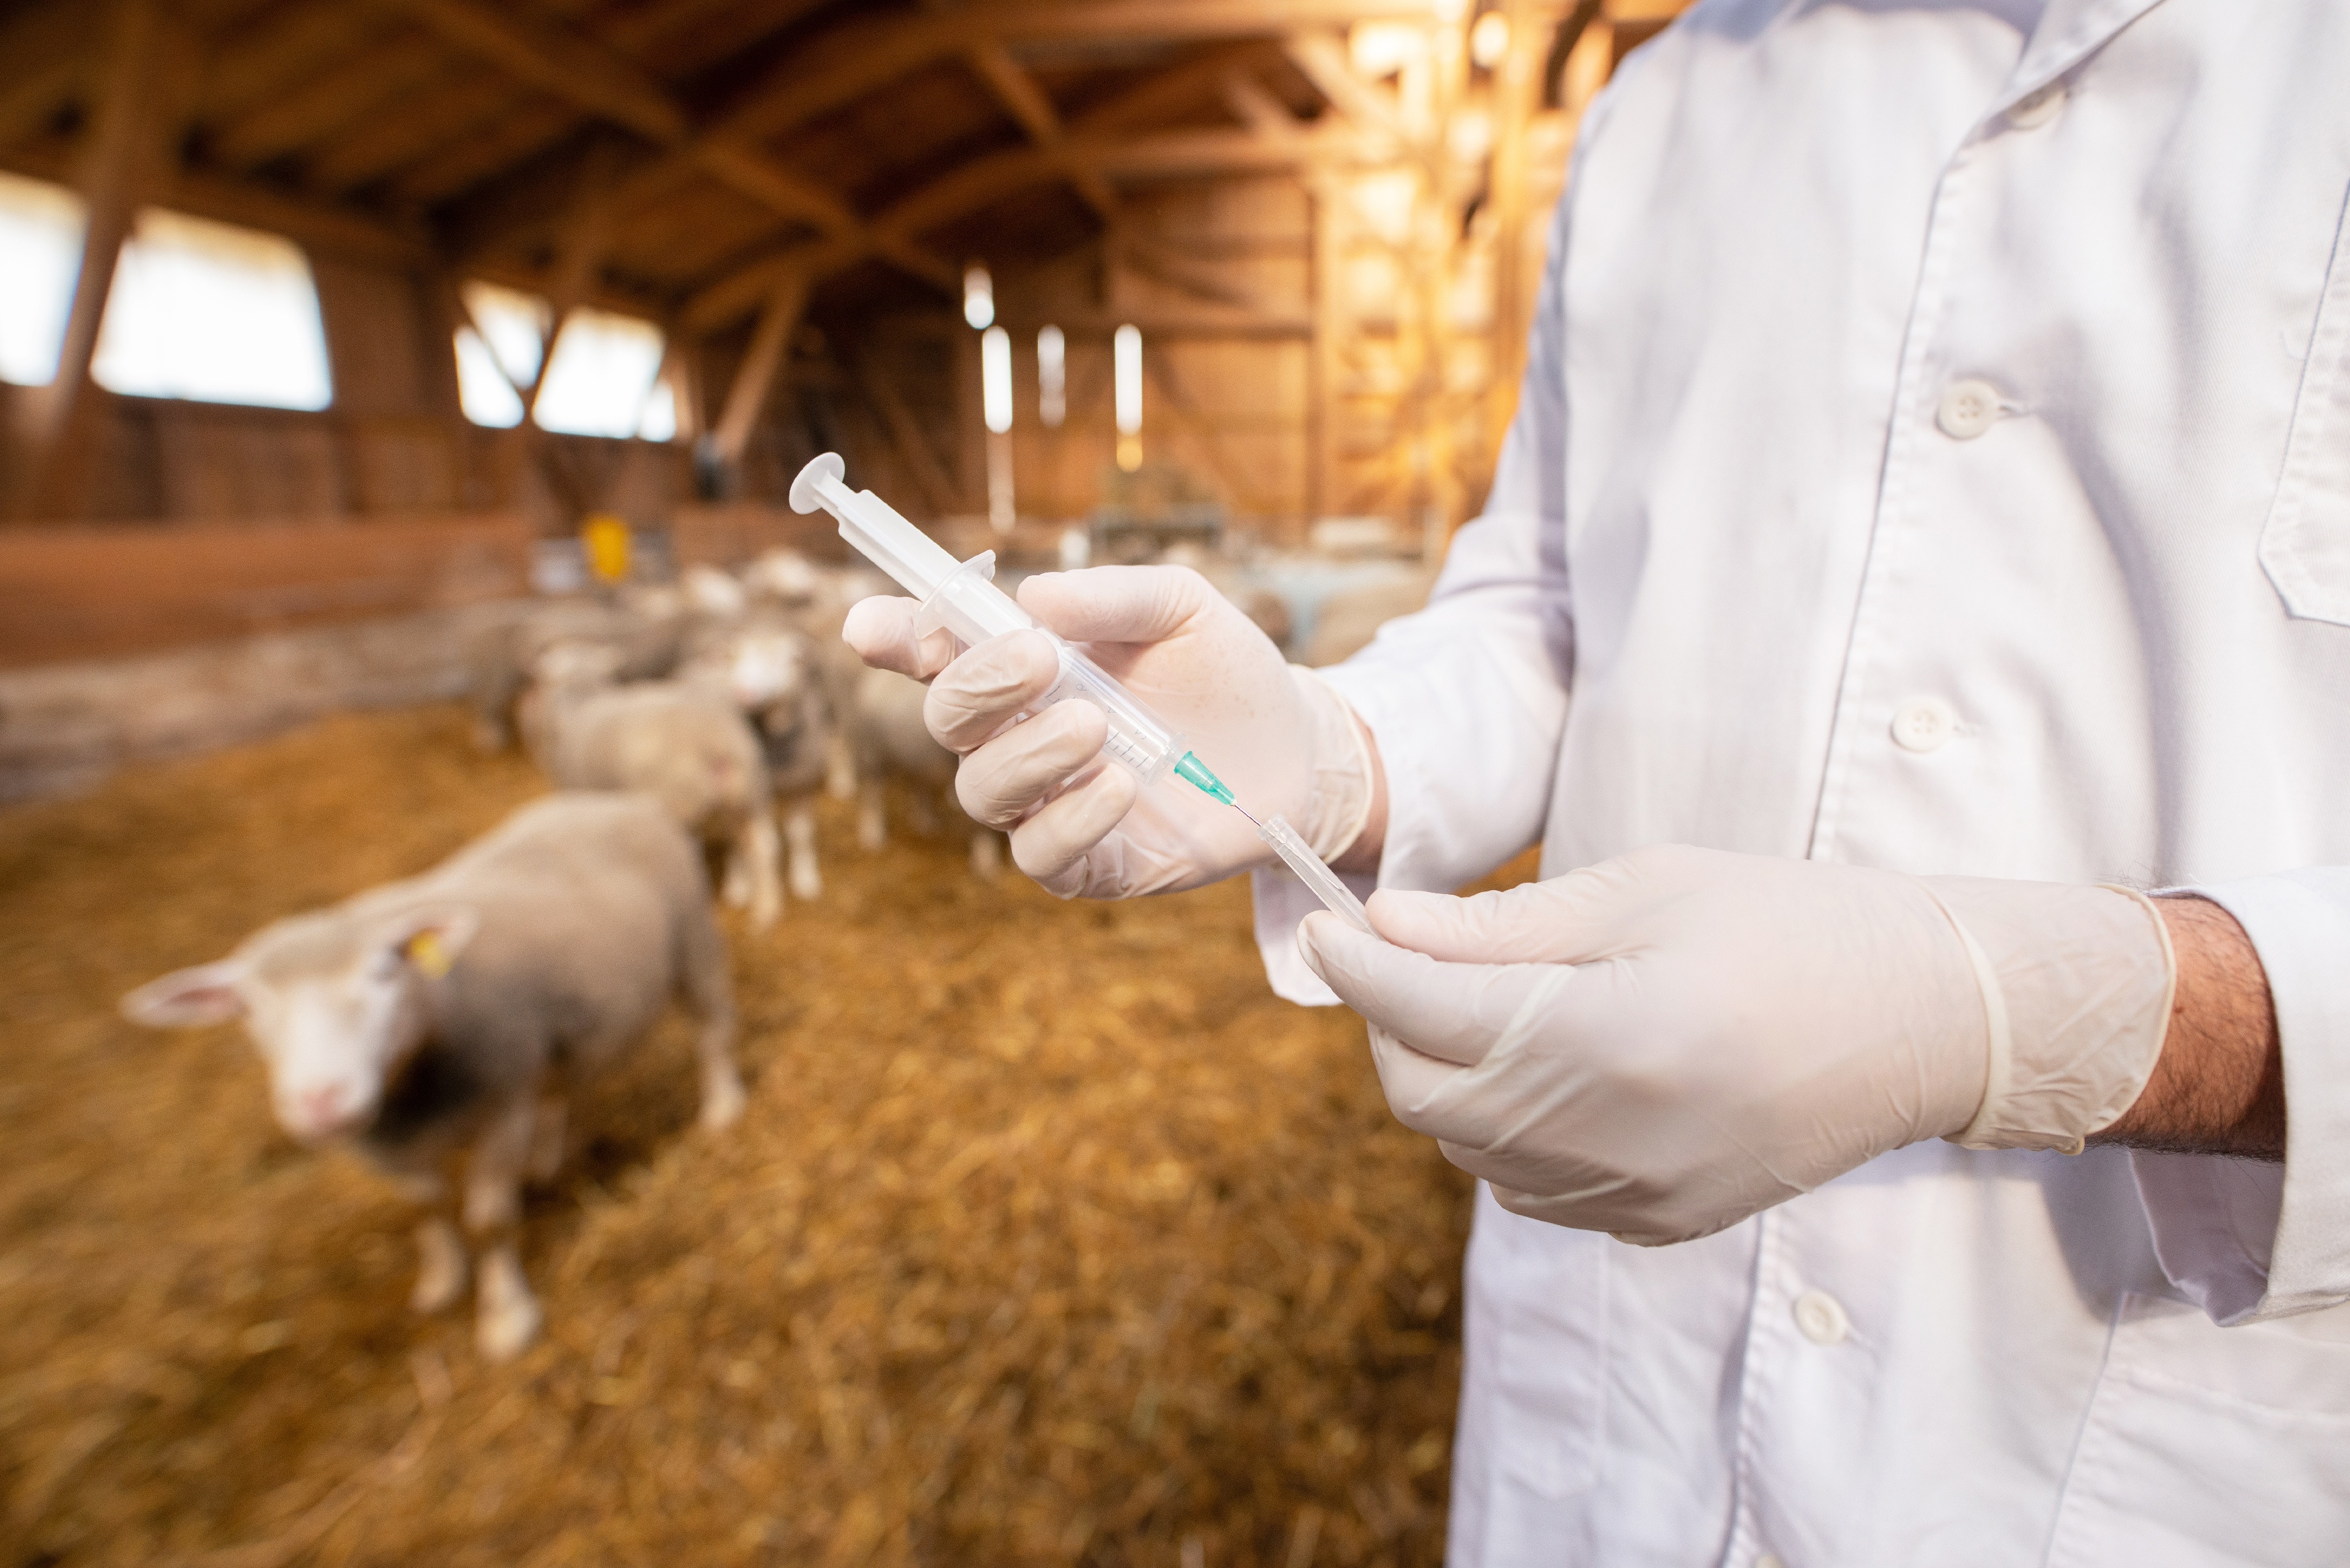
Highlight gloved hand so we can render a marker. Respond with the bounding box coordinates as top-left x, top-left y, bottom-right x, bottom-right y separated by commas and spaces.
843, 565, 1372, 897
1298, 844, 2175, 1244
